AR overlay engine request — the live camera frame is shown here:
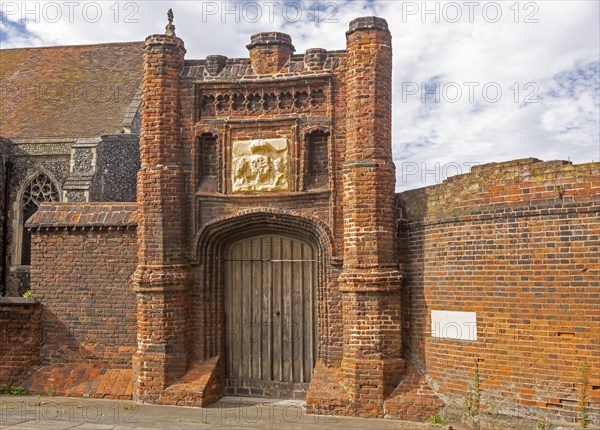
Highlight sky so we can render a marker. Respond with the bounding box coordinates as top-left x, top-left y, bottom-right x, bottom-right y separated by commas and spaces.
1, 0, 598, 191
